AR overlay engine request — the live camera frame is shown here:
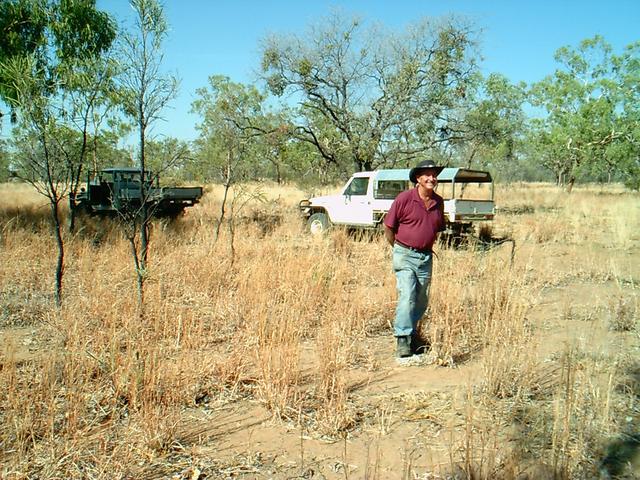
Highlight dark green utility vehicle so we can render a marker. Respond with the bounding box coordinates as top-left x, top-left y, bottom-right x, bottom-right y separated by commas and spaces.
75, 167, 203, 218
